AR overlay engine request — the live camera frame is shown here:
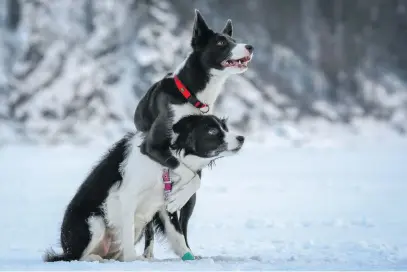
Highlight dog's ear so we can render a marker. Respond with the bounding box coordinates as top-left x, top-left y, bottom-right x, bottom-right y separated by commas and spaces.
222, 19, 233, 37
191, 9, 213, 50
173, 116, 196, 134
